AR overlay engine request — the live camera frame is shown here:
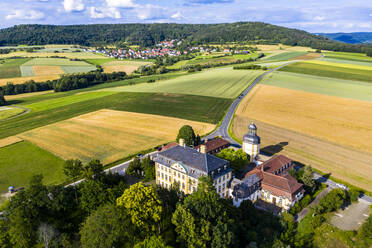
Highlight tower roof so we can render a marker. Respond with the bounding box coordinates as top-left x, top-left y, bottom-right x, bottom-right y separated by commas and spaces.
249, 122, 257, 130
